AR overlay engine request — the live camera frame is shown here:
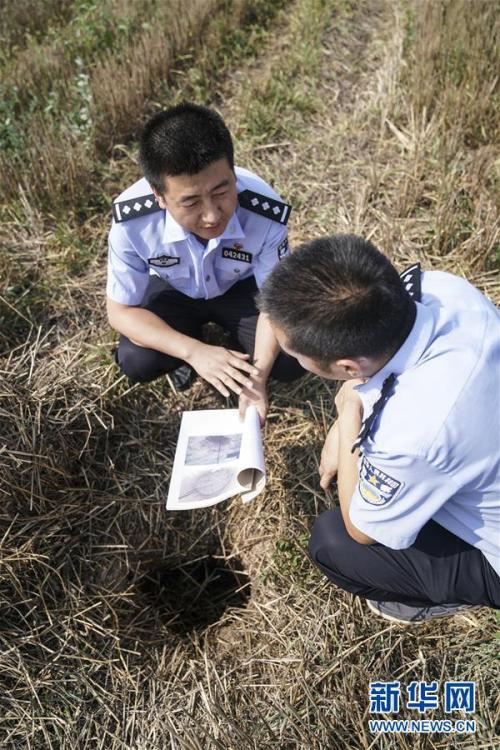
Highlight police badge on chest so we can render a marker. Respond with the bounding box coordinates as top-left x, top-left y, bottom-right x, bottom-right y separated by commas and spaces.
148, 255, 180, 268
221, 243, 253, 264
